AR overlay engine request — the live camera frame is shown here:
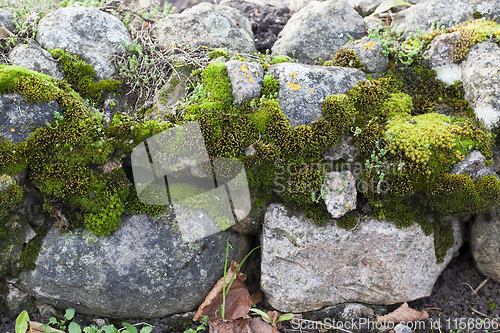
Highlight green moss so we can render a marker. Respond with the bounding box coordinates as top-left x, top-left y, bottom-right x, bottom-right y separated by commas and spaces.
0, 181, 24, 218
124, 184, 166, 216
49, 49, 121, 105
324, 49, 366, 70
20, 226, 47, 271
261, 74, 279, 98
452, 29, 476, 63
487, 300, 498, 311
337, 214, 357, 230
428, 174, 500, 215
208, 48, 229, 60
271, 55, 293, 64
0, 138, 28, 176
201, 62, 233, 111
168, 183, 233, 230
380, 92, 412, 119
